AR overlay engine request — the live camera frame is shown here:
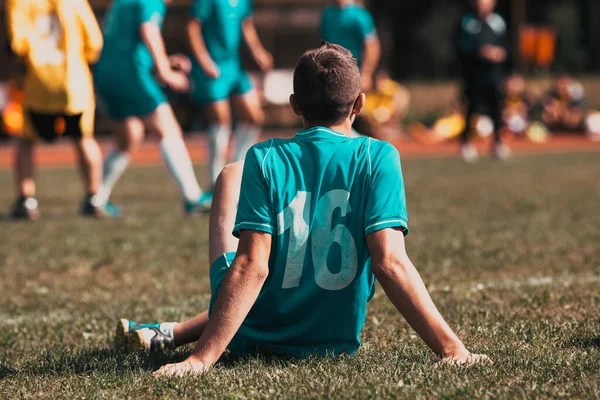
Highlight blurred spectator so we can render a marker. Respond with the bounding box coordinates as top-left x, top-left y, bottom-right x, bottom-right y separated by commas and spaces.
542, 74, 587, 132
502, 73, 534, 136
457, 0, 510, 162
